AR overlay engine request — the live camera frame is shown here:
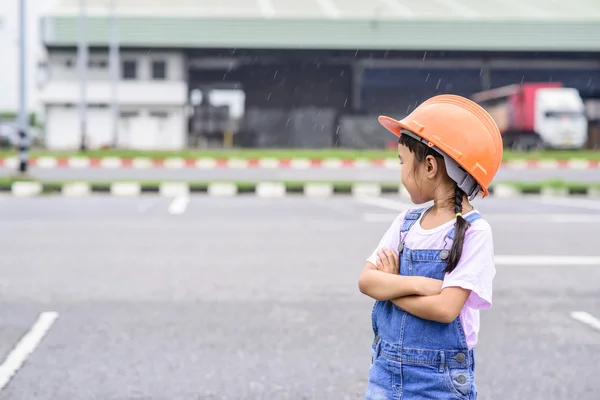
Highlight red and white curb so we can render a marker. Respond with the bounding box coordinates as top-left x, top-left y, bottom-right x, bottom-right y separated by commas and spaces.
0, 157, 598, 170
